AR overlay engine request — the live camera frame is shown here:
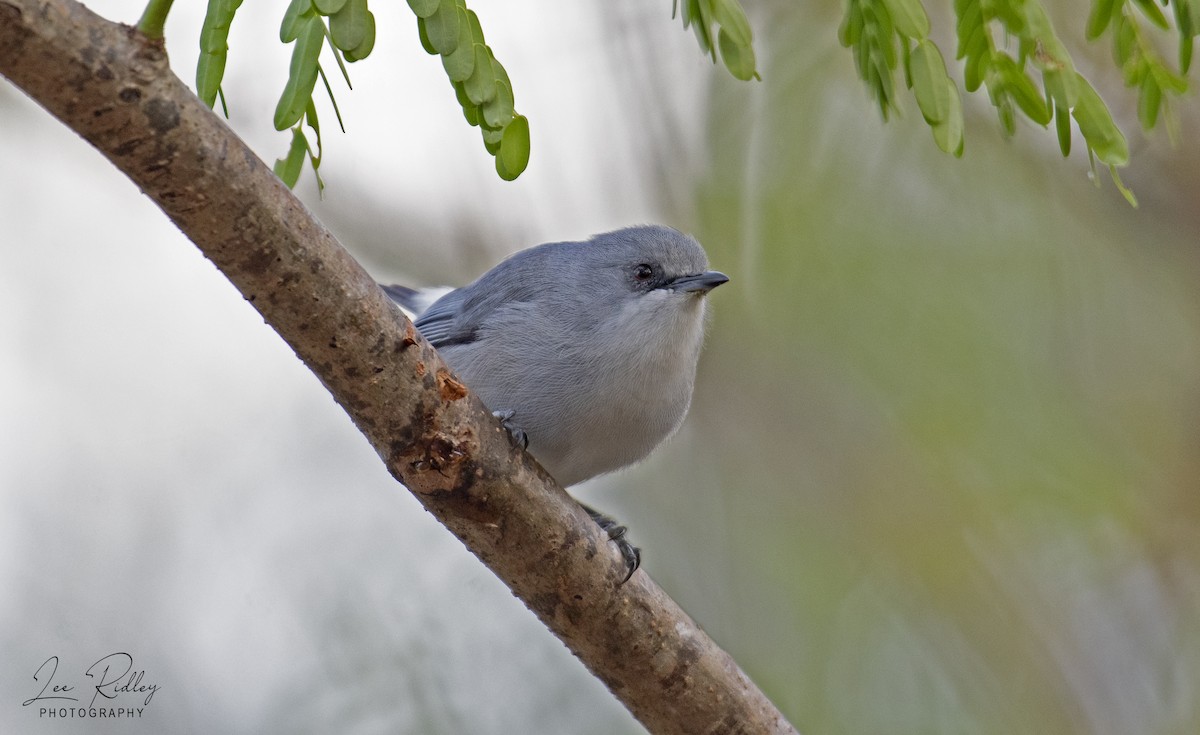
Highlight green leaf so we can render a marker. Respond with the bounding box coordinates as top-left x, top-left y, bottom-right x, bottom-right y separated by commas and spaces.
1010, 83, 1050, 126
1182, 35, 1194, 75
996, 54, 1050, 124
881, 0, 930, 38
1017, 35, 1034, 66
717, 27, 759, 80
407, 0, 439, 18
481, 79, 513, 129
453, 81, 480, 126
963, 43, 989, 92
280, 0, 313, 43
313, 0, 346, 16
997, 96, 1016, 136
957, 18, 984, 62
327, 33, 353, 88
304, 98, 322, 165
839, 0, 863, 47
955, 0, 982, 57
1043, 67, 1077, 108
1177, 0, 1197, 38
931, 79, 964, 154
1150, 63, 1189, 94
1070, 72, 1128, 166
441, 8, 475, 81
424, 0, 460, 55
417, 16, 437, 55
453, 79, 473, 109
497, 114, 530, 180
329, 0, 369, 53
479, 61, 512, 125
1108, 164, 1138, 207
199, 0, 242, 53
1131, 0, 1170, 29
993, 0, 1025, 32
1053, 99, 1071, 156
494, 152, 514, 180
481, 123, 502, 155
195, 52, 227, 109
955, 10, 981, 44
871, 54, 896, 118
342, 10, 376, 61
1120, 56, 1144, 88
1022, 3, 1072, 69
901, 37, 913, 88
197, 0, 243, 108
709, 0, 753, 47
492, 55, 513, 107
1138, 73, 1161, 129
316, 64, 345, 132
1085, 0, 1117, 39
466, 8, 485, 43
864, 1, 895, 53
682, 0, 698, 27
274, 128, 308, 188
1115, 15, 1136, 65
690, 0, 714, 56
880, 29, 898, 71
274, 16, 324, 130
464, 44, 497, 105
910, 39, 951, 123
